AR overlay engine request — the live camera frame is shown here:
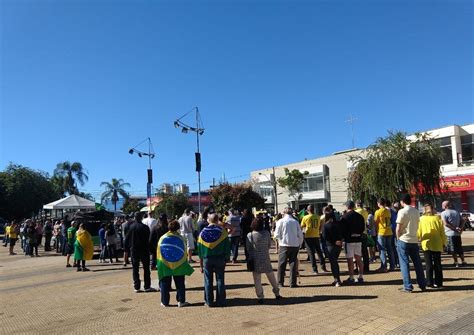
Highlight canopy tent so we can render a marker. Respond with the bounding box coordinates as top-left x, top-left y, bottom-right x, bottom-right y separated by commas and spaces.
43, 195, 96, 210
140, 204, 157, 212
